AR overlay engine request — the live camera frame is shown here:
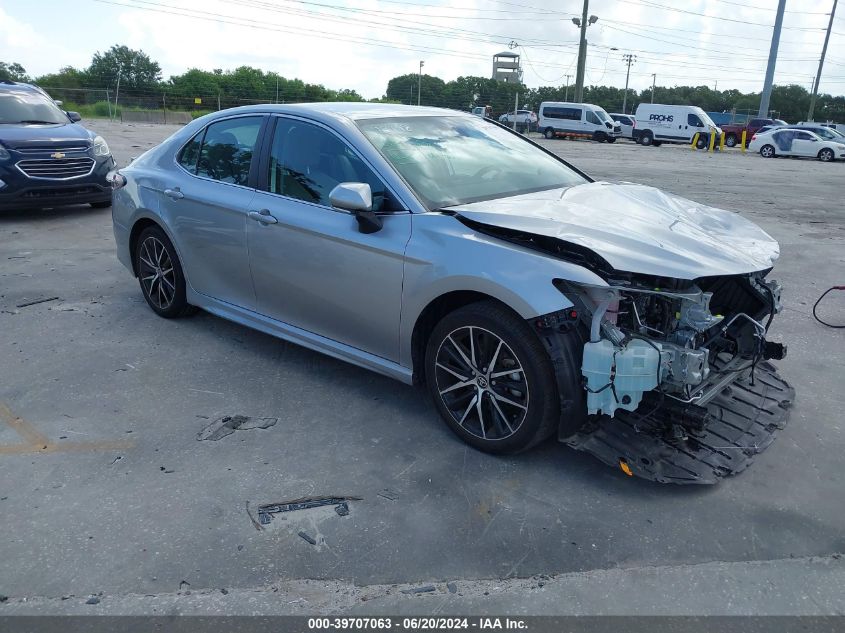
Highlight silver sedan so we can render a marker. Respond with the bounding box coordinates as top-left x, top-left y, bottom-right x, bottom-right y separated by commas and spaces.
111, 103, 791, 481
